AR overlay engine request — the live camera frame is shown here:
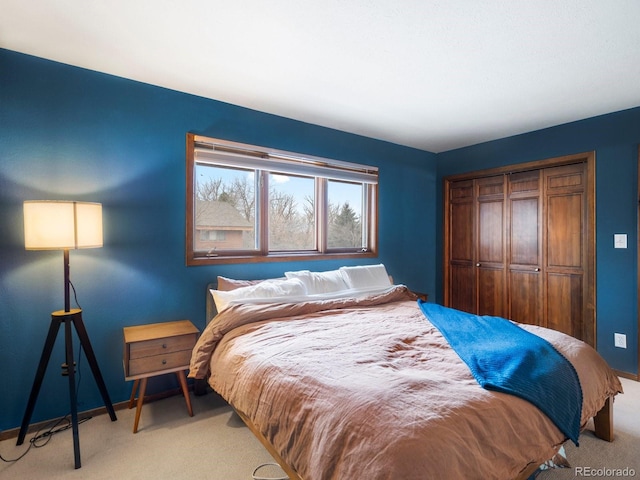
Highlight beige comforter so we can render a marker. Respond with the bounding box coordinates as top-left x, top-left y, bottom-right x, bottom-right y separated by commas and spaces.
190, 286, 622, 480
